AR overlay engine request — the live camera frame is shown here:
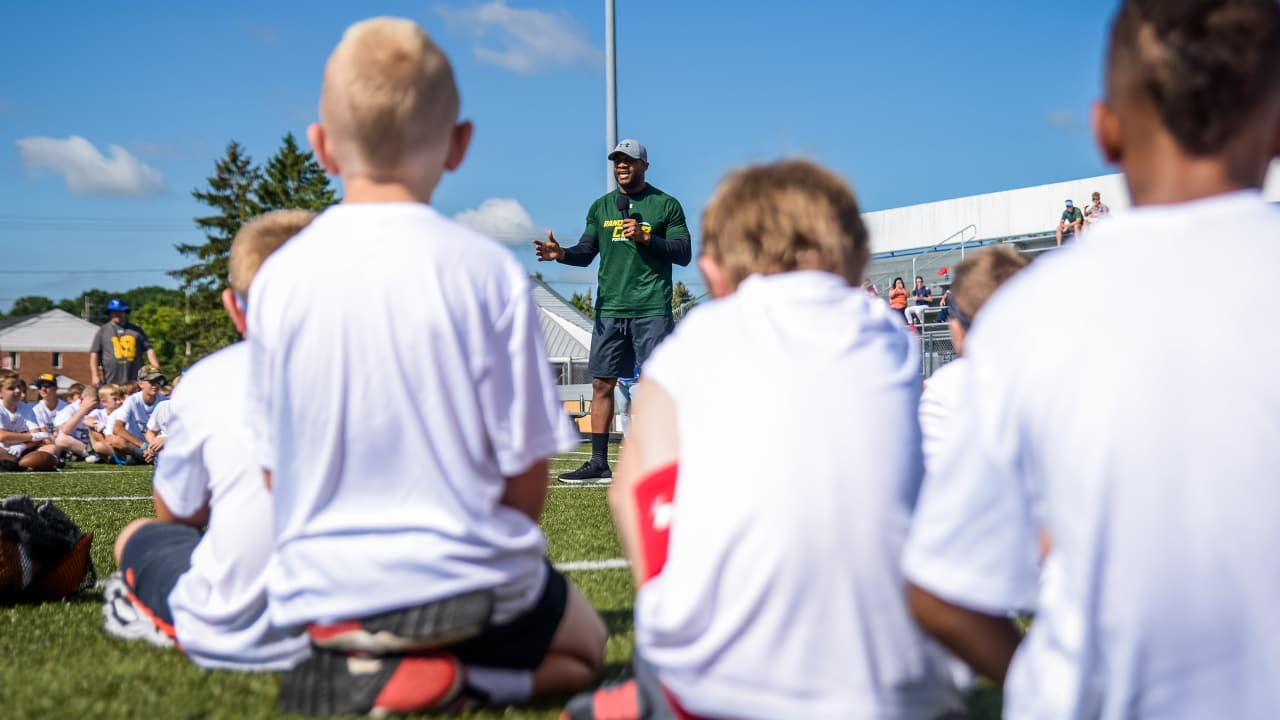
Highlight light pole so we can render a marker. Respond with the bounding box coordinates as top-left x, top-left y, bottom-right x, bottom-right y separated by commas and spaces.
605, 0, 618, 191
